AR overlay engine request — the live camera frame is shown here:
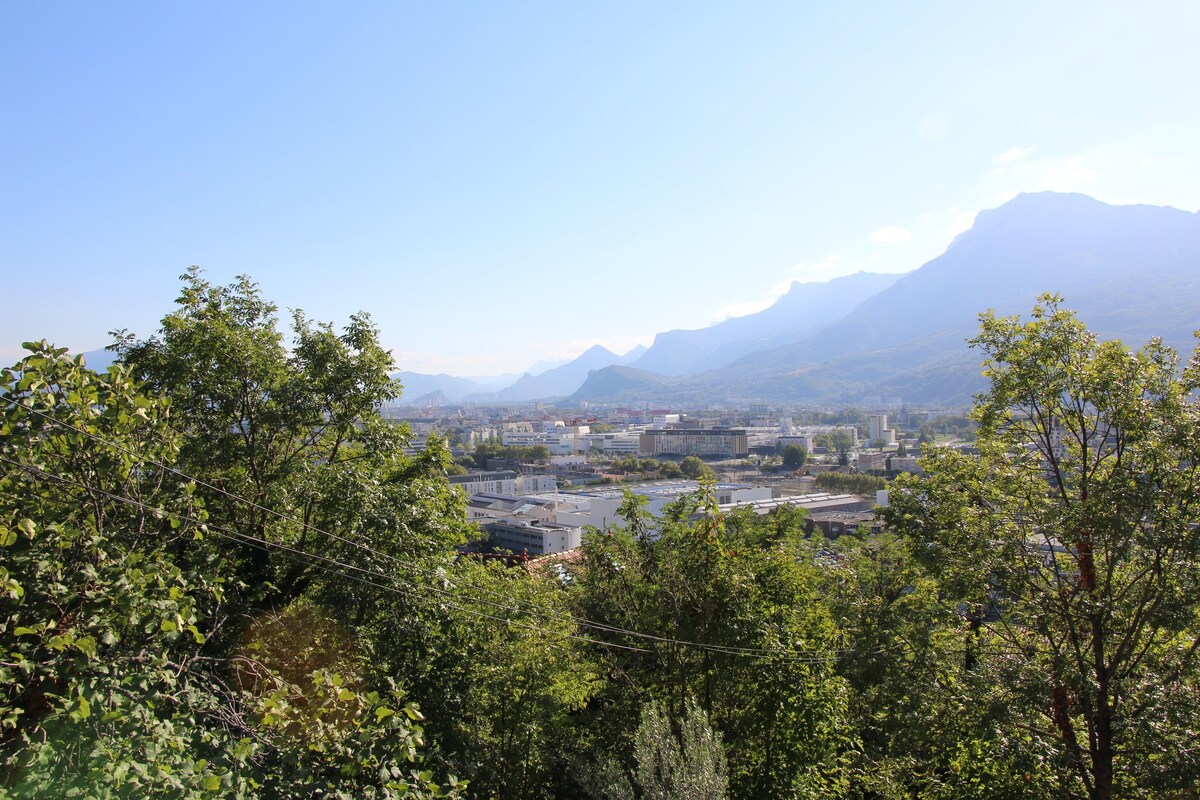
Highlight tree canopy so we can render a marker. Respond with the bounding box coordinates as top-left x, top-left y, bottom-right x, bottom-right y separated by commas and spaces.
883, 295, 1200, 798
0, 342, 460, 798
781, 444, 808, 470
6, 280, 1200, 799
